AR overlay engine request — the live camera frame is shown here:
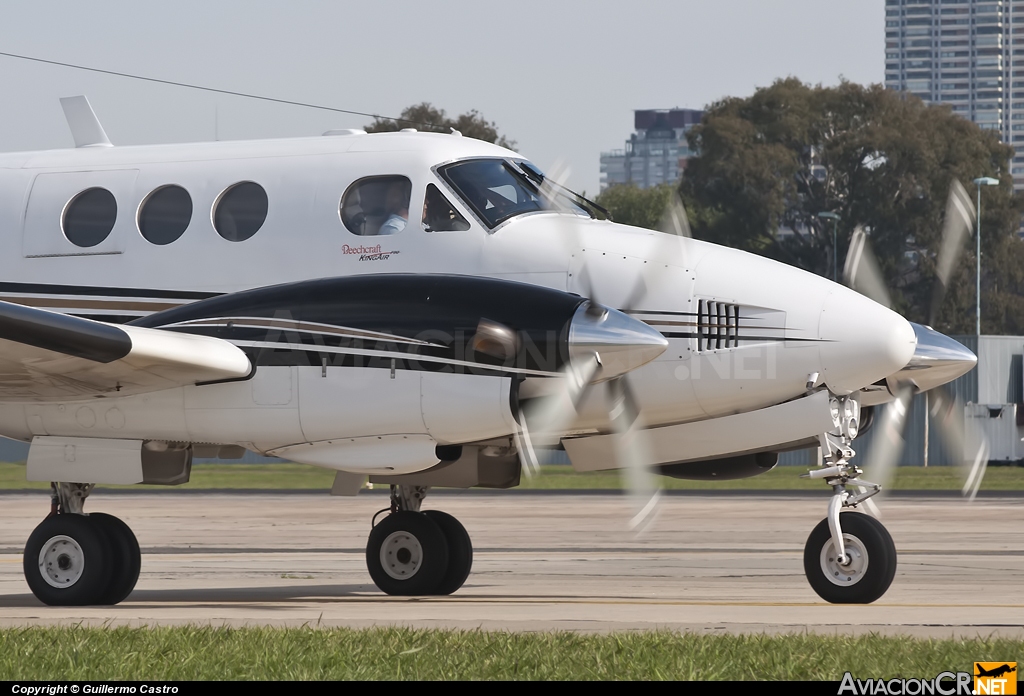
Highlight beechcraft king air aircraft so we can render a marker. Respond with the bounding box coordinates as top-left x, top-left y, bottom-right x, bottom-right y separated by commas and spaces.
0, 97, 978, 606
